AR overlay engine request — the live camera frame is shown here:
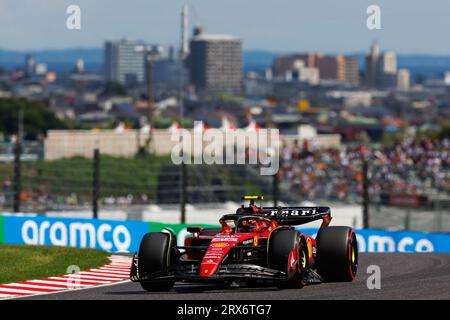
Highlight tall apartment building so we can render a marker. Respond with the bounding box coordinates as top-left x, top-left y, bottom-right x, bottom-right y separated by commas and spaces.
365, 42, 380, 87
189, 28, 242, 96
397, 69, 410, 91
272, 53, 318, 78
104, 40, 146, 86
365, 43, 399, 88
272, 53, 359, 85
344, 56, 360, 86
380, 51, 397, 74
291, 60, 320, 84
316, 55, 346, 81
